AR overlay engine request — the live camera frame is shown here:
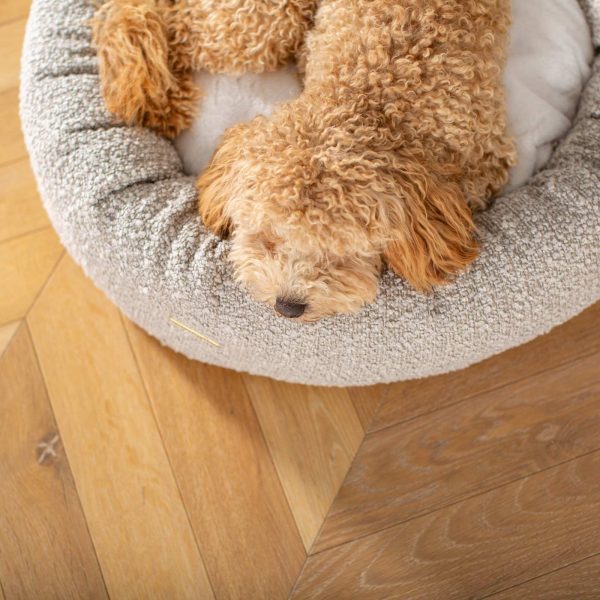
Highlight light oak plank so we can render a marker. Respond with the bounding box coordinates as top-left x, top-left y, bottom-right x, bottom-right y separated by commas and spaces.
0, 89, 26, 165
124, 321, 305, 600
486, 554, 600, 600
0, 159, 49, 243
0, 0, 30, 24
0, 19, 26, 93
0, 321, 19, 357
0, 227, 62, 326
0, 324, 107, 600
243, 375, 364, 550
346, 385, 386, 430
292, 450, 600, 600
372, 301, 600, 431
27, 256, 215, 600
314, 351, 600, 551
